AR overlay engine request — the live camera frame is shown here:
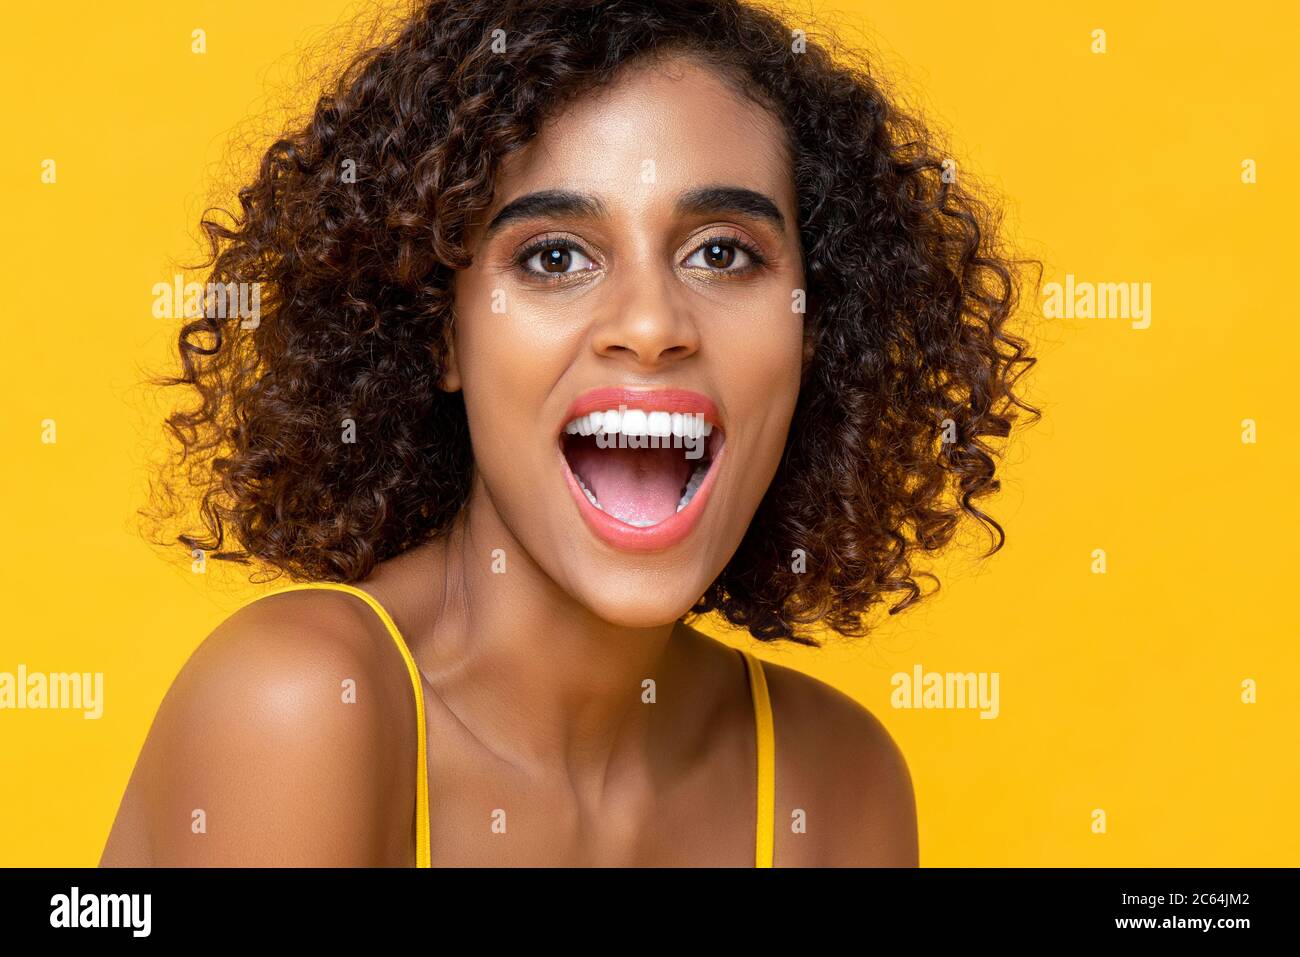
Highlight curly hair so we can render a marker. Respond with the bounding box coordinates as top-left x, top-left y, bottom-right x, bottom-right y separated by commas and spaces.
141, 0, 1040, 645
